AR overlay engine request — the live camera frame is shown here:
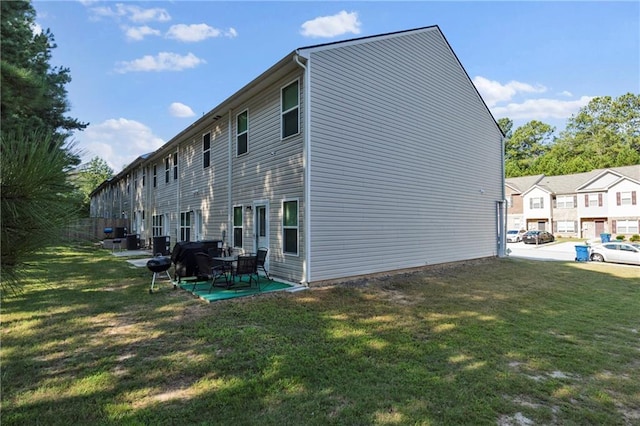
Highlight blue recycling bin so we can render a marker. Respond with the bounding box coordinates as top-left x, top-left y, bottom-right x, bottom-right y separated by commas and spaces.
575, 245, 589, 262
600, 233, 611, 243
